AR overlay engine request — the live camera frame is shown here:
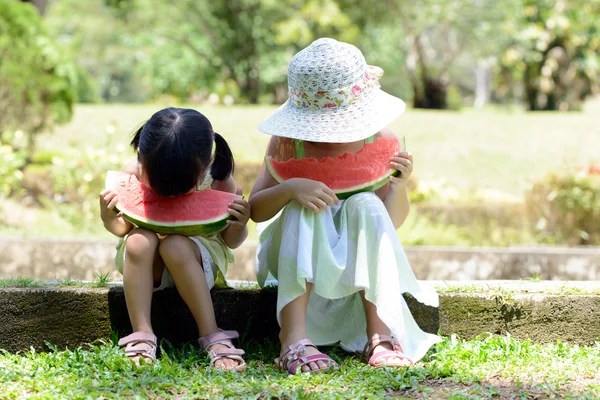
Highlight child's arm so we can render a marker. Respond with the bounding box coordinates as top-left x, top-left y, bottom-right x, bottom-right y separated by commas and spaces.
249, 137, 339, 222
212, 175, 249, 249
99, 160, 137, 237
380, 129, 413, 229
